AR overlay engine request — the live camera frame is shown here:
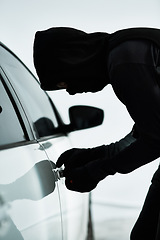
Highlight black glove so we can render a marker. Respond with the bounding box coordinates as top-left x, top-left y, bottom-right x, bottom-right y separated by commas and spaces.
56, 130, 136, 192
56, 145, 107, 169
56, 146, 116, 192
61, 159, 111, 192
